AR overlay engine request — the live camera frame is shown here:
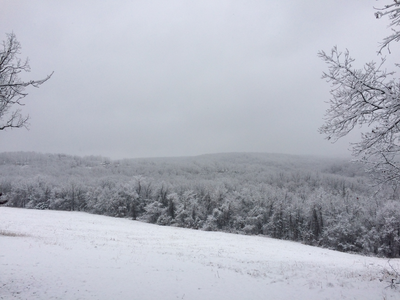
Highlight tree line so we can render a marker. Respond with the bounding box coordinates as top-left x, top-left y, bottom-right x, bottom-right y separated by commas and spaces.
0, 151, 399, 258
